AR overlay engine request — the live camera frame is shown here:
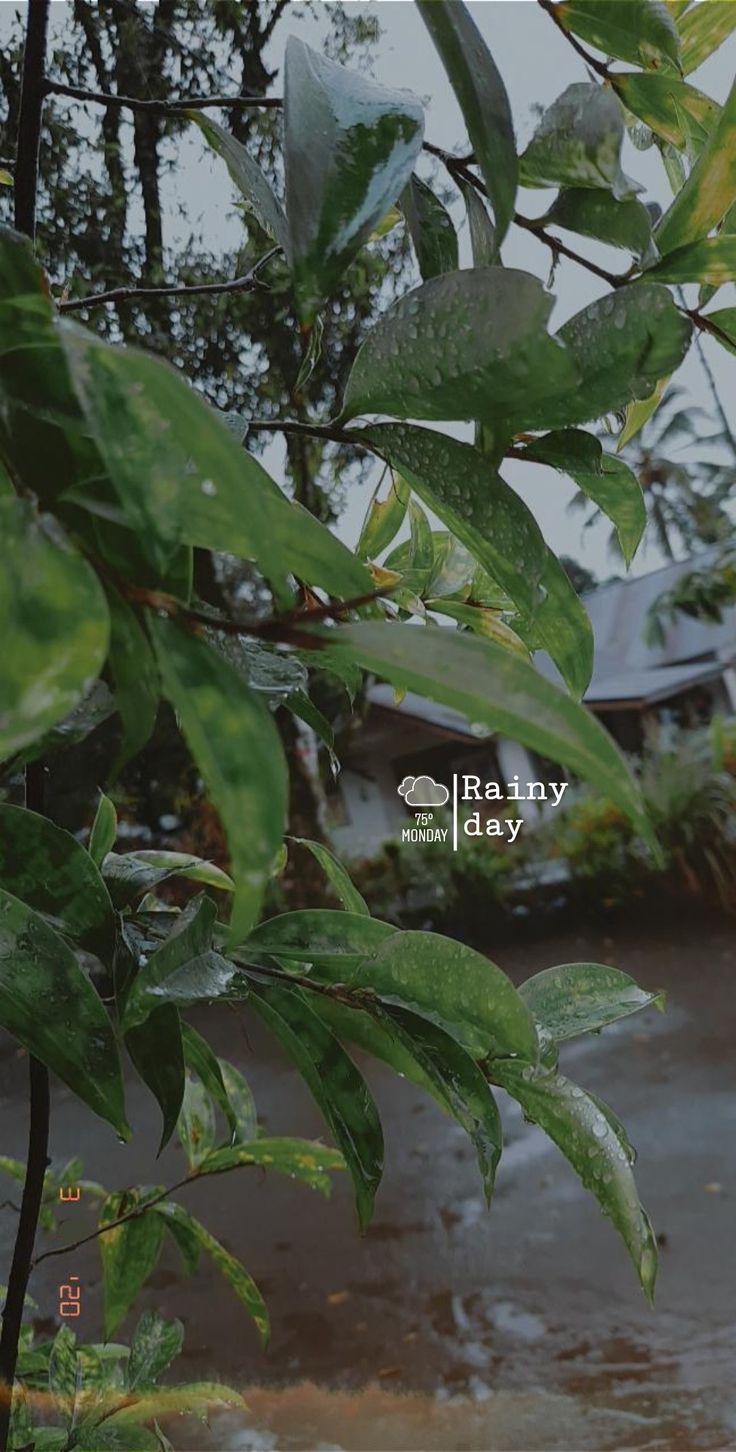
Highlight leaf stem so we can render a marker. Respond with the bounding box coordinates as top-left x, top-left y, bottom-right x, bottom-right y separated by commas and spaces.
536, 0, 611, 79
